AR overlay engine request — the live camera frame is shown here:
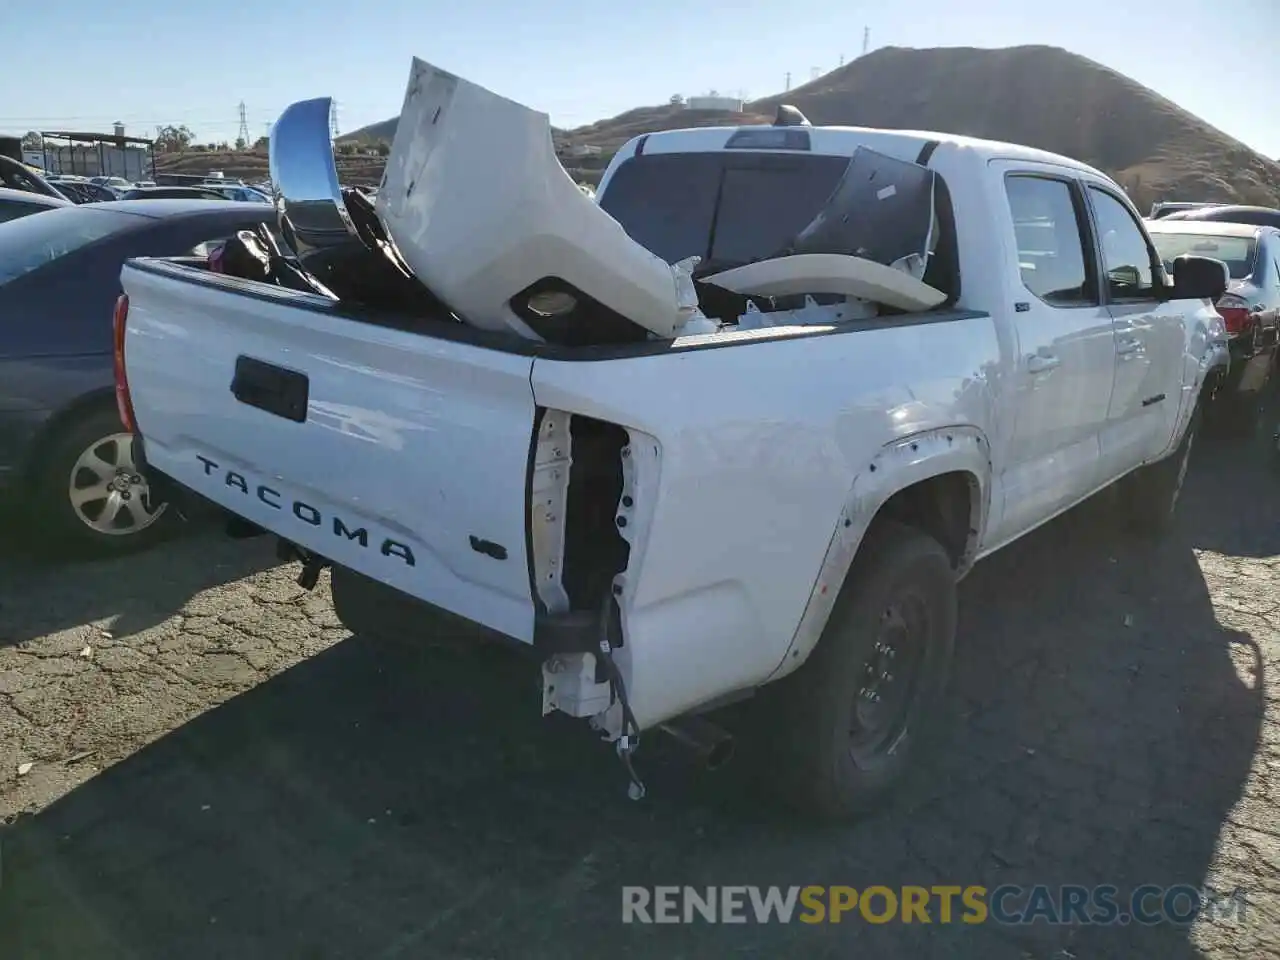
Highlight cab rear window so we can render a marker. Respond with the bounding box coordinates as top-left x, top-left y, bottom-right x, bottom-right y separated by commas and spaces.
597, 149, 960, 303
598, 152, 850, 267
